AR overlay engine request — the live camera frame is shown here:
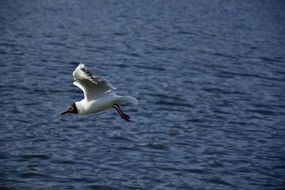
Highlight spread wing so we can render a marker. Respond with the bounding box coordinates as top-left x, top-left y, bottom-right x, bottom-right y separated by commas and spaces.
72, 63, 116, 101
